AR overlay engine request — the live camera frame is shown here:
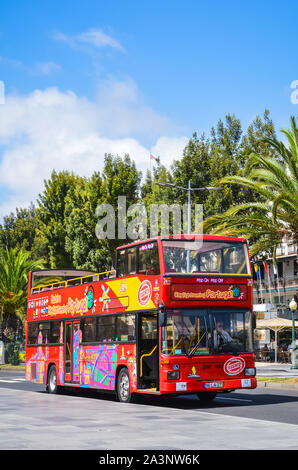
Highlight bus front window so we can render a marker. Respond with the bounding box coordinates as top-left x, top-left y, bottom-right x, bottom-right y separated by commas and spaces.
162, 240, 250, 275
161, 309, 253, 356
